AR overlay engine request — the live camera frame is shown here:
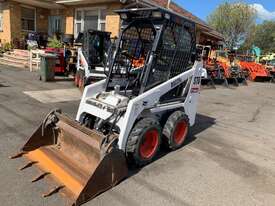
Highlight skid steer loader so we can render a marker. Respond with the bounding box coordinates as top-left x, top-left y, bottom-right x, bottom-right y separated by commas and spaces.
197, 45, 216, 89
75, 30, 113, 89
11, 7, 203, 206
